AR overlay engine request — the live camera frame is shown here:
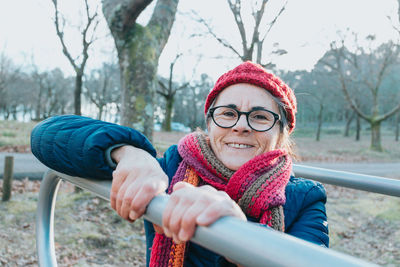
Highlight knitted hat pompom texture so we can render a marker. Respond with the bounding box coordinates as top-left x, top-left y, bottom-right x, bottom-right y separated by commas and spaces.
204, 61, 297, 133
